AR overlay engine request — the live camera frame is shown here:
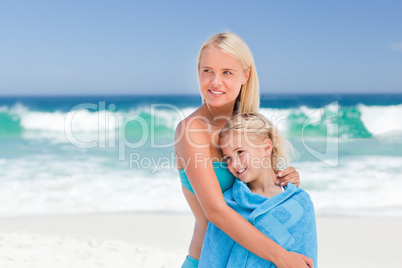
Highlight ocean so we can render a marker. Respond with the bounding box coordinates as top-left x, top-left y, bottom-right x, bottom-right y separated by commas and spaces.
0, 94, 401, 218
